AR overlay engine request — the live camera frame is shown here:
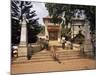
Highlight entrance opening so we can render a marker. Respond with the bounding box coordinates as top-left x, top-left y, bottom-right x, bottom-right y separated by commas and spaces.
49, 31, 58, 40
